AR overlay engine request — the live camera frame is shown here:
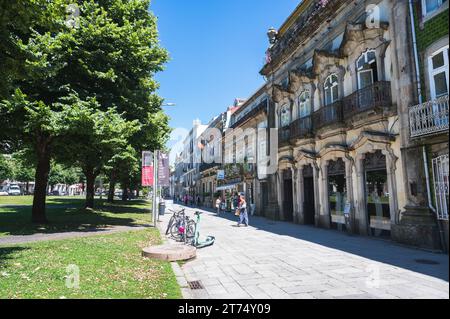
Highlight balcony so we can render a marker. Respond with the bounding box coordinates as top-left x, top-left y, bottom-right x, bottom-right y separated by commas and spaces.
313, 100, 343, 130
279, 126, 291, 145
409, 95, 449, 138
231, 99, 268, 128
290, 116, 313, 140
343, 81, 392, 118
199, 162, 220, 172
